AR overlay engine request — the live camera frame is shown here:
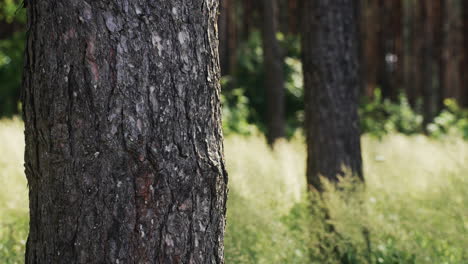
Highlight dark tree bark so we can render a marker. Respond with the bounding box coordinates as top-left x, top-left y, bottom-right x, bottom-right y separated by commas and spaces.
441, 0, 464, 106
361, 0, 381, 98
421, 0, 443, 125
462, 0, 468, 107
403, 0, 416, 105
301, 0, 363, 189
287, 0, 299, 35
261, 0, 286, 145
379, 0, 403, 101
219, 0, 230, 76
361, 0, 402, 101
242, 0, 253, 39
22, 1, 228, 263
219, 0, 237, 76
